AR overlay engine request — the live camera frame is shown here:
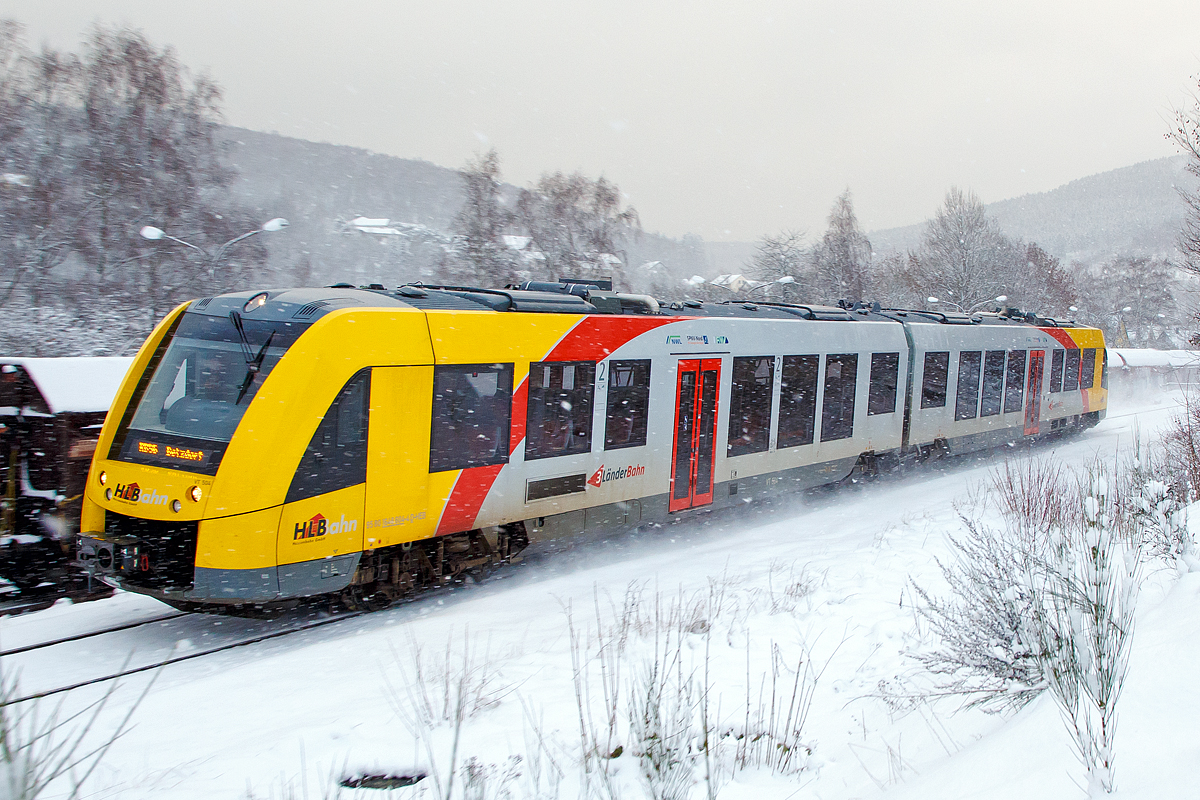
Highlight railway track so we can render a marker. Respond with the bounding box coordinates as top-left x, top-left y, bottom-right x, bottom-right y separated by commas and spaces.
0, 584, 115, 618
2, 402, 1167, 709
0, 611, 189, 658
1, 607, 371, 707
